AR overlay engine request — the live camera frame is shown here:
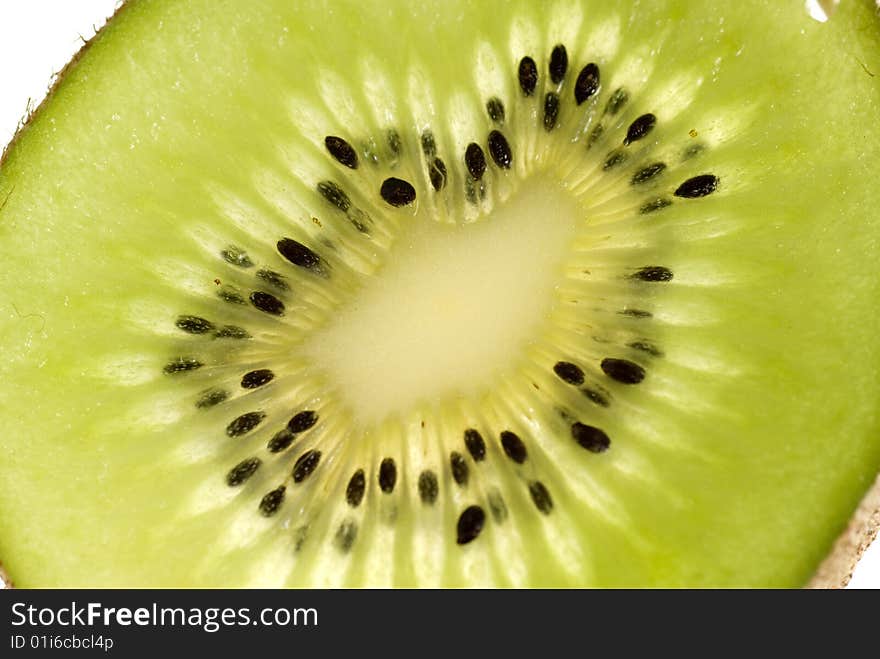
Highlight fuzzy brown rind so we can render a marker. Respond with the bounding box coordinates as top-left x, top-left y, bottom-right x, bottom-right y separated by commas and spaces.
0, 1, 129, 169
0, 0, 878, 591
808, 474, 880, 589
